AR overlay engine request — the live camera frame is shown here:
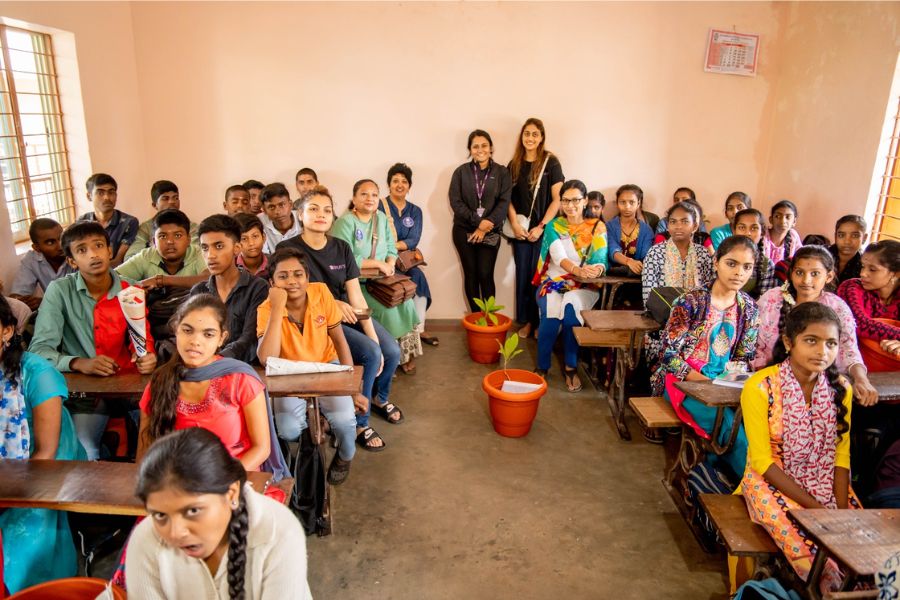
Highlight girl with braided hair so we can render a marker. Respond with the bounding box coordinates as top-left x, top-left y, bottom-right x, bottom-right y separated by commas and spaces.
751, 245, 879, 406
127, 427, 311, 599
741, 302, 860, 590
